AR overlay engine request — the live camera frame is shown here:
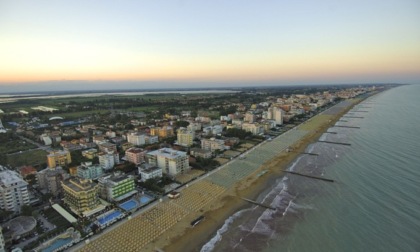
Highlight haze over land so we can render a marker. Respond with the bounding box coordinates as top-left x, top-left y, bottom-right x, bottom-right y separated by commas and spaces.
1, 0, 419, 92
